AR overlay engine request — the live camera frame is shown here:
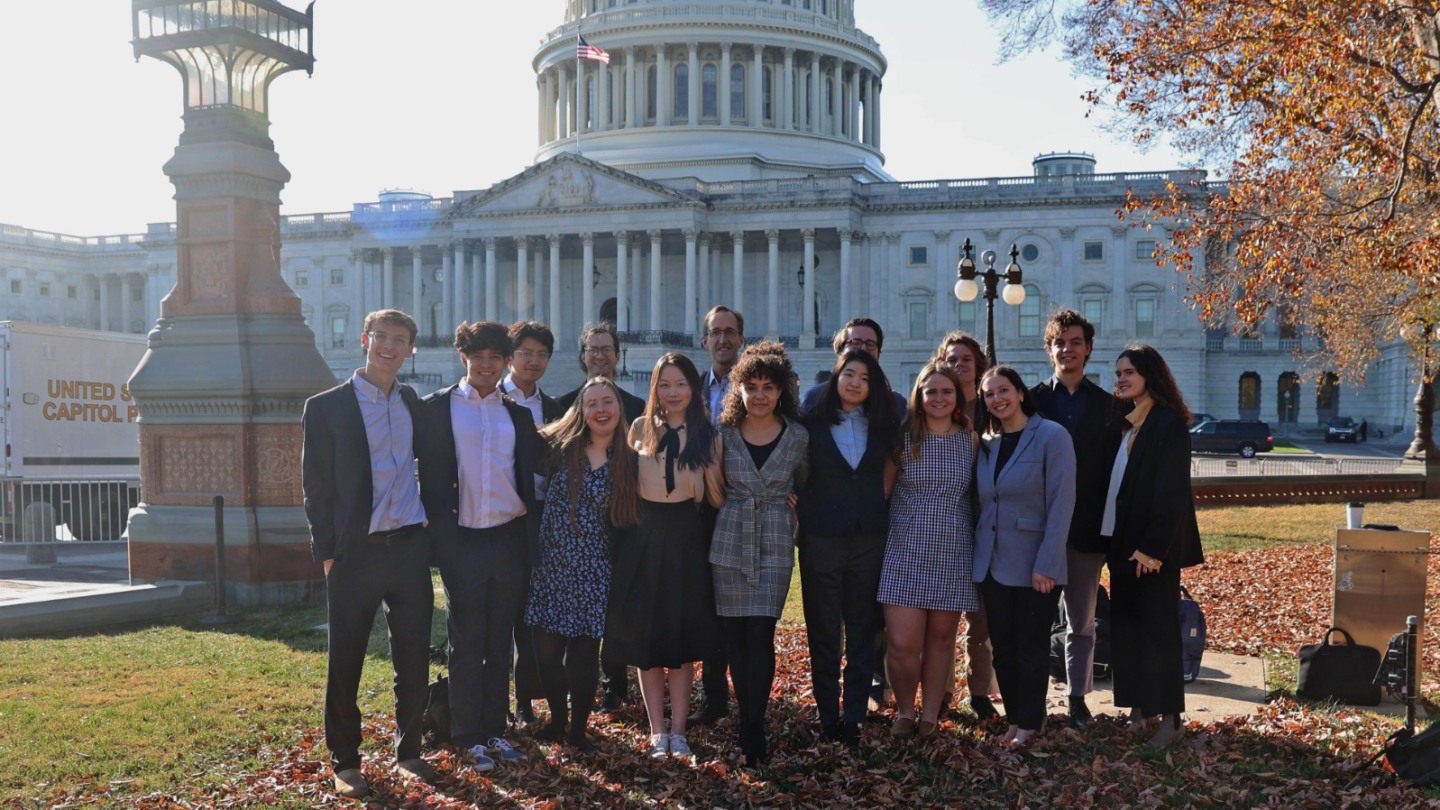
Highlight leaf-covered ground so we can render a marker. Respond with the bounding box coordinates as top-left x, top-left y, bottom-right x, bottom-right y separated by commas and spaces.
14, 538, 1440, 809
